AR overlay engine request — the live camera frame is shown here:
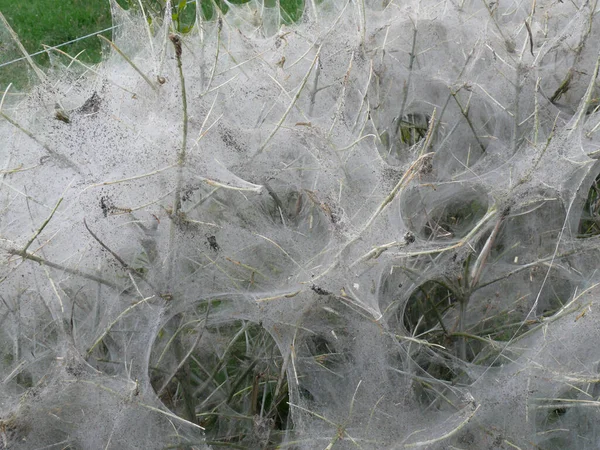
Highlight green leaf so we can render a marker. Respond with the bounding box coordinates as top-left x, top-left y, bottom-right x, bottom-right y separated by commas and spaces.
281, 0, 304, 24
